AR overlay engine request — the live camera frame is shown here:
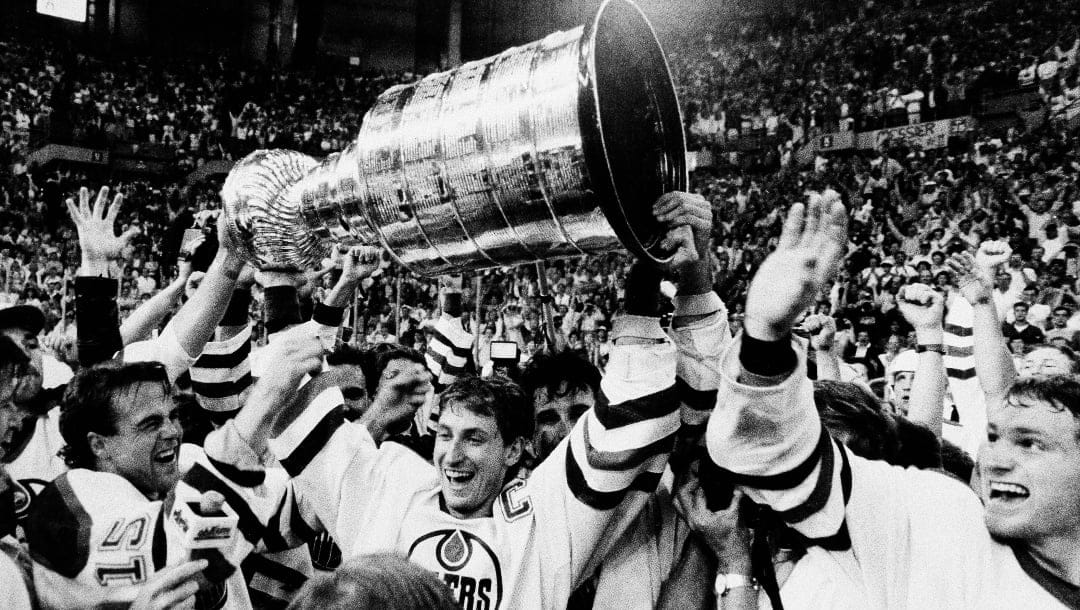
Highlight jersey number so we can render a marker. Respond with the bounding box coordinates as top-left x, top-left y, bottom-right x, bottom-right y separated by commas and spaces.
499, 479, 532, 522
95, 556, 147, 585
100, 516, 148, 550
